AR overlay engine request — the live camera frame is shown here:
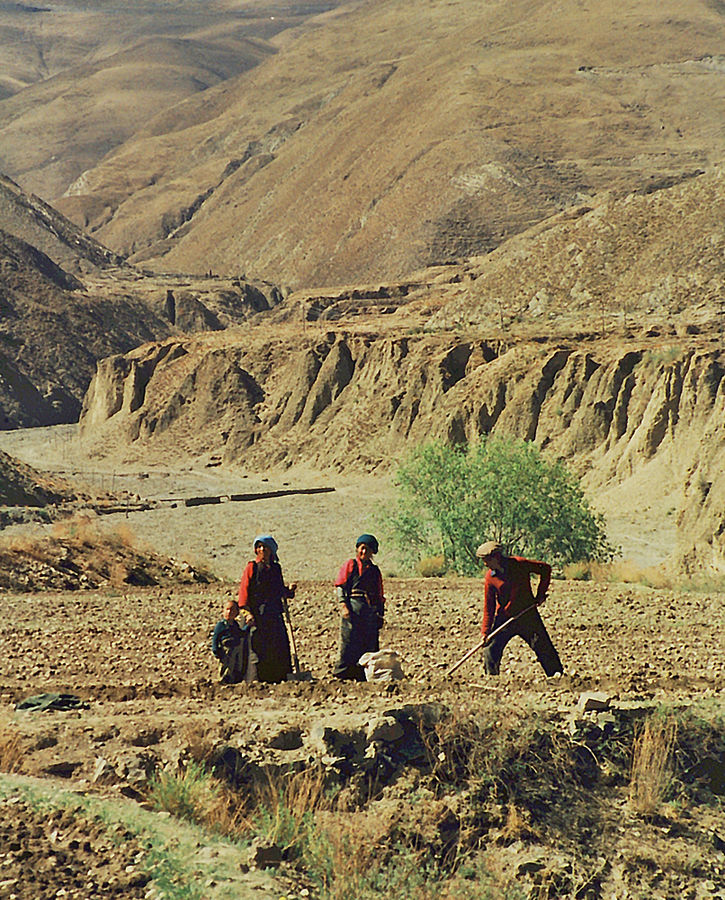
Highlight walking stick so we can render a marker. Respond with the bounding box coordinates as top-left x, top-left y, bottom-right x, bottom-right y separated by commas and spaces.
444, 601, 541, 677
283, 600, 312, 680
